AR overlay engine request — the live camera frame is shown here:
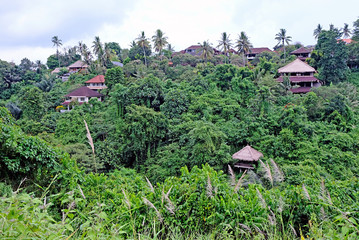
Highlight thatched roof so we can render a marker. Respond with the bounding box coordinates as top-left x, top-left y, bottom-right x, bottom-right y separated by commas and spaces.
68, 60, 88, 69
278, 59, 316, 73
232, 145, 263, 162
